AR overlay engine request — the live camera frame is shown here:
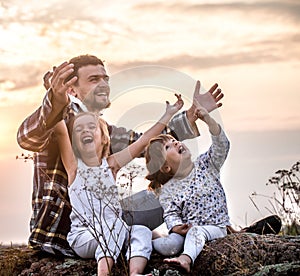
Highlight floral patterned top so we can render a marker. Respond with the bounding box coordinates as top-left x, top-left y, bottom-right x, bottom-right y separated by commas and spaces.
159, 128, 231, 231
